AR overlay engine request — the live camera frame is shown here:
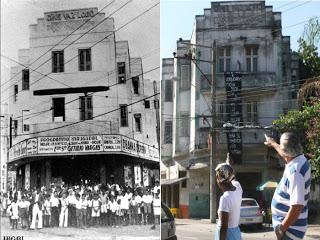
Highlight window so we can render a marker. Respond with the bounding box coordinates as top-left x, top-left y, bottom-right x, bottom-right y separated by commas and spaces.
164, 121, 172, 144
79, 96, 93, 121
246, 46, 258, 72
247, 102, 258, 124
218, 47, 231, 73
78, 49, 91, 71
14, 85, 18, 102
120, 105, 128, 127
23, 124, 30, 132
154, 99, 159, 109
180, 114, 189, 137
52, 51, 64, 73
132, 76, 139, 94
134, 114, 142, 132
144, 100, 150, 109
52, 98, 65, 122
164, 80, 173, 102
13, 120, 18, 137
117, 62, 126, 83
22, 69, 29, 90
180, 65, 190, 89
